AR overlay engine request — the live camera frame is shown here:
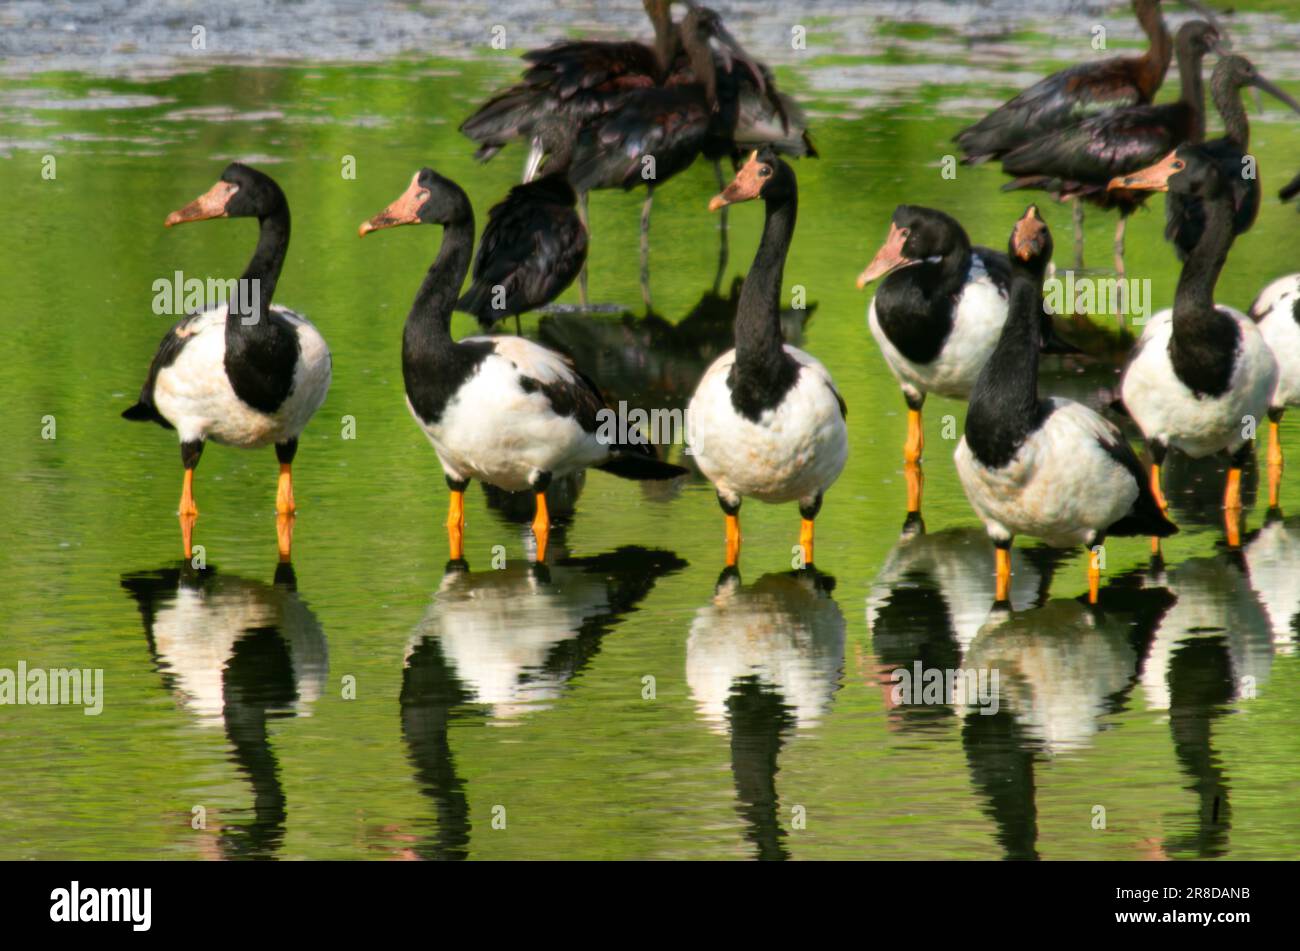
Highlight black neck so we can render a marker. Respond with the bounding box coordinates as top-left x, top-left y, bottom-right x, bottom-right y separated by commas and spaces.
1174, 184, 1234, 319
964, 255, 1047, 469
231, 206, 288, 325
734, 189, 796, 372
407, 218, 474, 343
1176, 37, 1208, 142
